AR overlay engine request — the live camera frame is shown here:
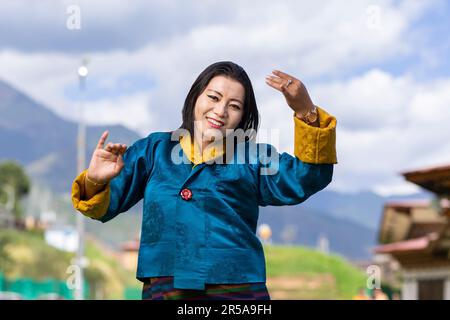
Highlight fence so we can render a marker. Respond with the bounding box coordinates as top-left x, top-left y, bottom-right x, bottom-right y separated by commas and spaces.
0, 272, 89, 300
